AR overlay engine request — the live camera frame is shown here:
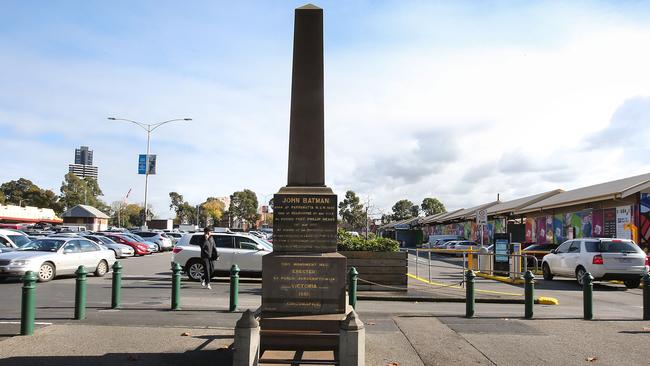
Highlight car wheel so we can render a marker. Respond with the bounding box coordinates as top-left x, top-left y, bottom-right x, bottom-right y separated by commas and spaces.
624, 279, 641, 289
95, 260, 109, 277
186, 259, 204, 282
575, 266, 586, 287
38, 262, 56, 282
542, 263, 553, 281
